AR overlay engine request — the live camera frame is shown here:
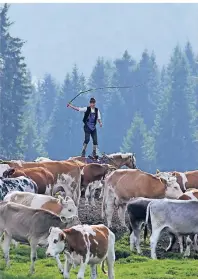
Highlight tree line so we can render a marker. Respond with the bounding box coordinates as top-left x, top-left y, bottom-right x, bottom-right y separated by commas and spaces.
1, 4, 198, 173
